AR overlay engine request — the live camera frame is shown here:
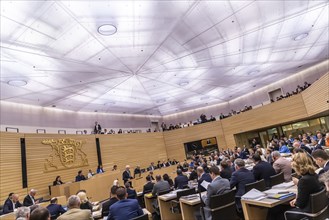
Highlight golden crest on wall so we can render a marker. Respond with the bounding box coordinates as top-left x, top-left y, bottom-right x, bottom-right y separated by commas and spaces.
42, 138, 89, 171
